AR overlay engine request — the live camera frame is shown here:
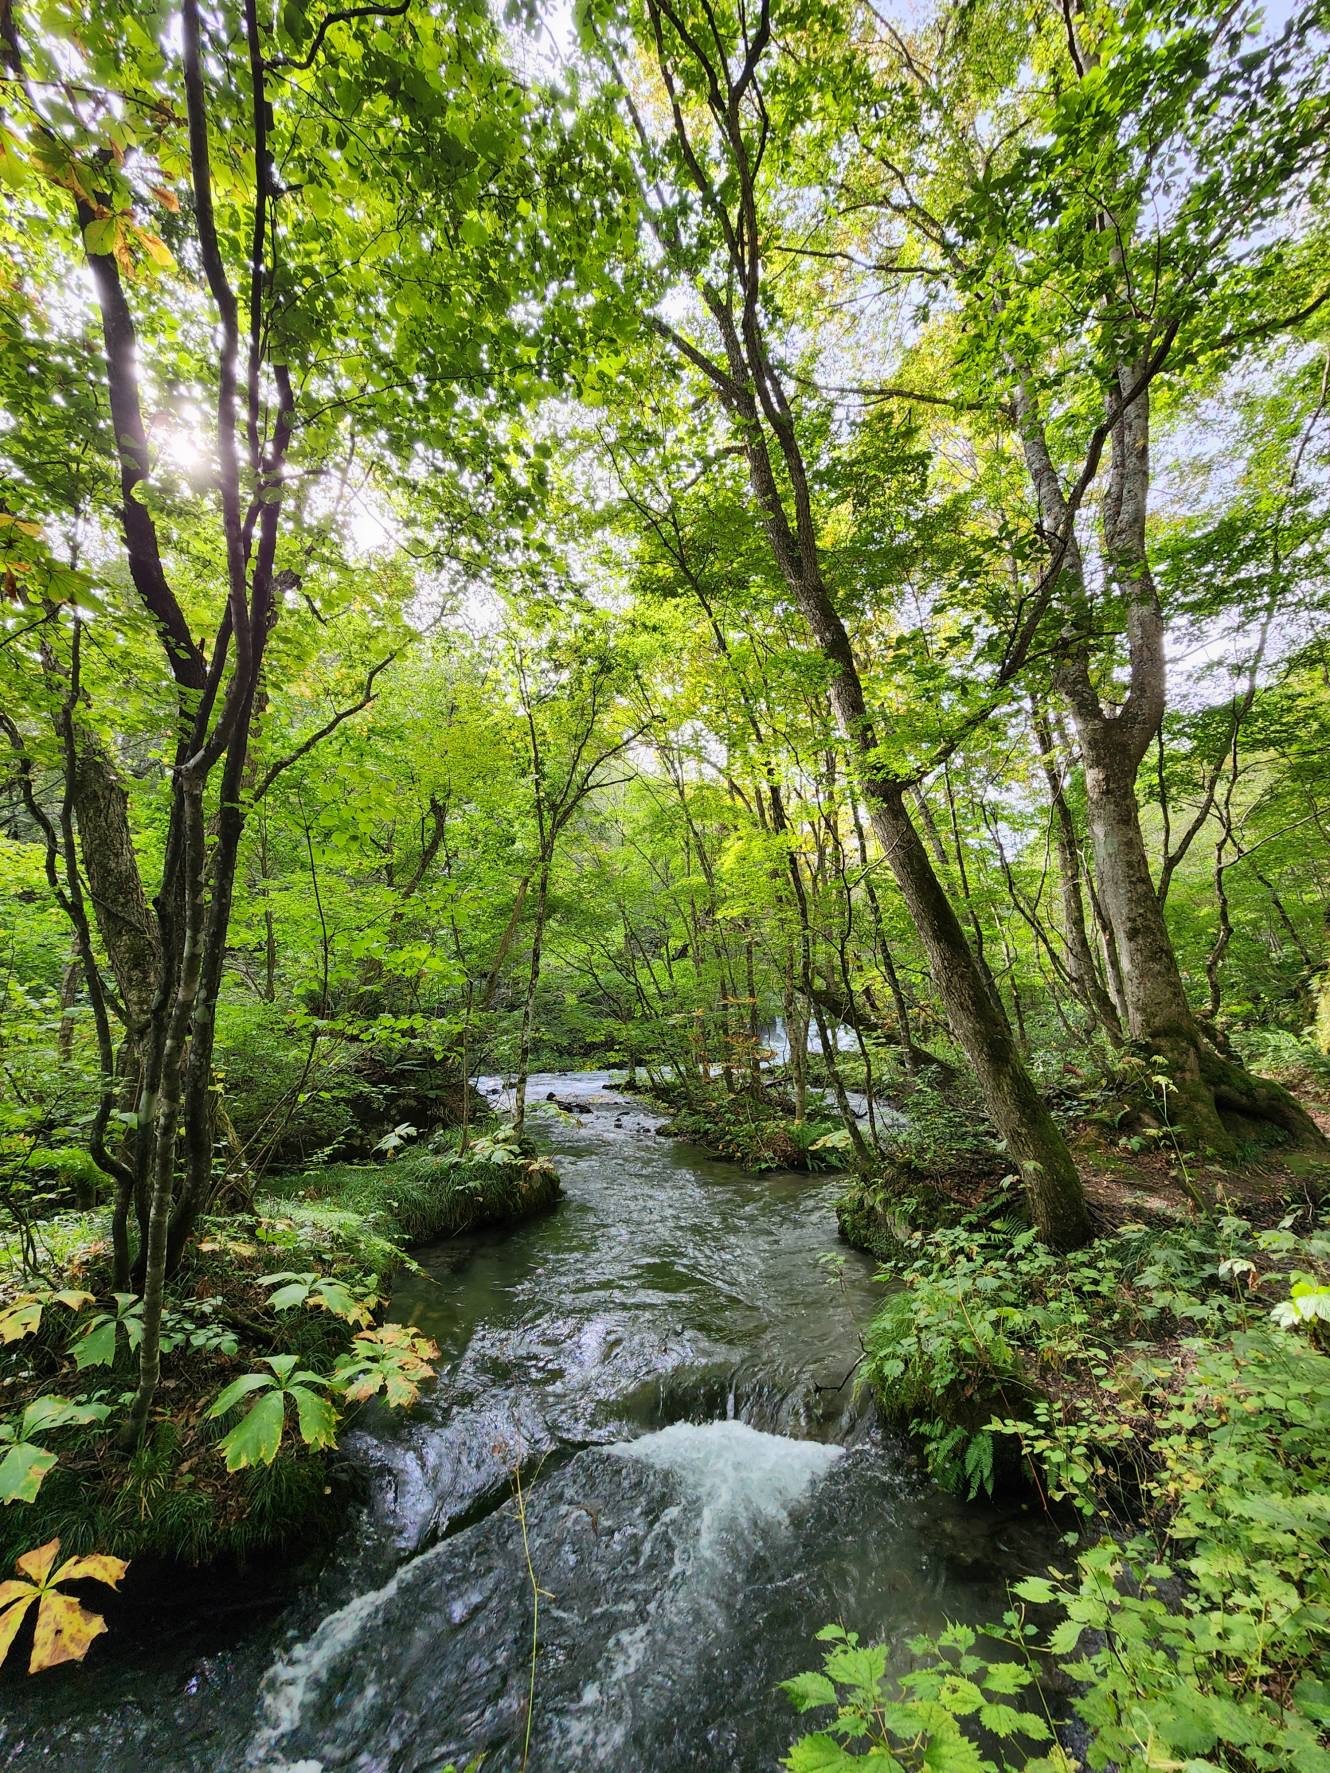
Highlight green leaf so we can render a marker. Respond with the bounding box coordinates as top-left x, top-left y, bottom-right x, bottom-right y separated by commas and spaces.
206, 1371, 274, 1419
978, 1701, 1048, 1740
979, 1662, 1032, 1695
290, 1386, 338, 1451
0, 1442, 57, 1504
83, 215, 119, 255
1046, 1617, 1084, 1656
71, 1319, 117, 1370
1012, 1577, 1058, 1604
784, 1734, 867, 1772
823, 1642, 888, 1691
266, 1282, 311, 1313
217, 1391, 286, 1471
921, 1728, 987, 1773
779, 1671, 838, 1714
19, 1397, 110, 1437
